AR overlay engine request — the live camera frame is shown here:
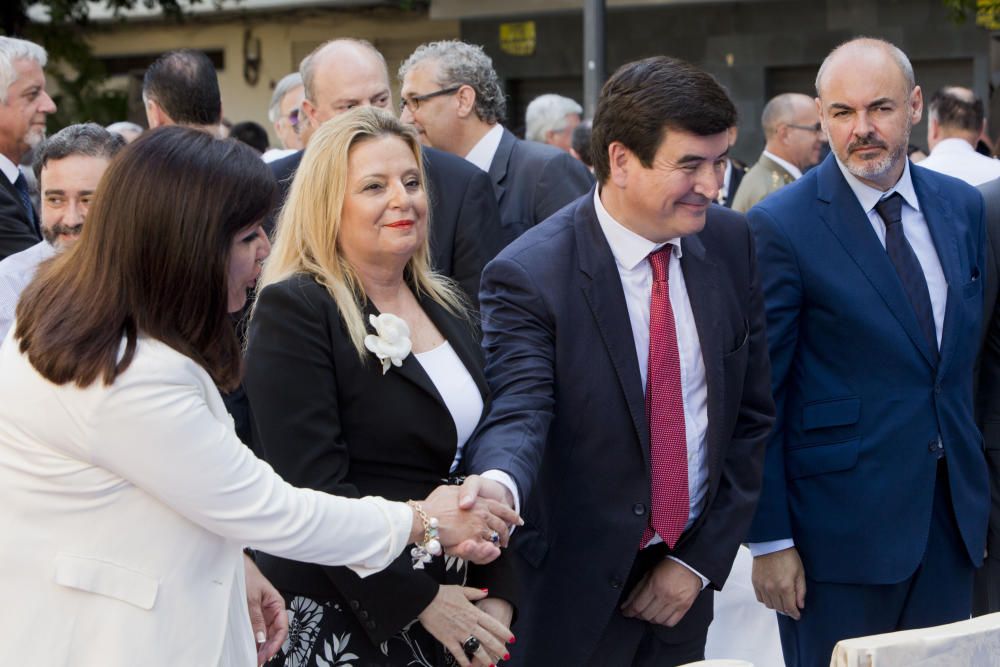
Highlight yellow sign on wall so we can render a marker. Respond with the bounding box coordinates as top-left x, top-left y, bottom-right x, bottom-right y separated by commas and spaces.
499, 21, 536, 56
